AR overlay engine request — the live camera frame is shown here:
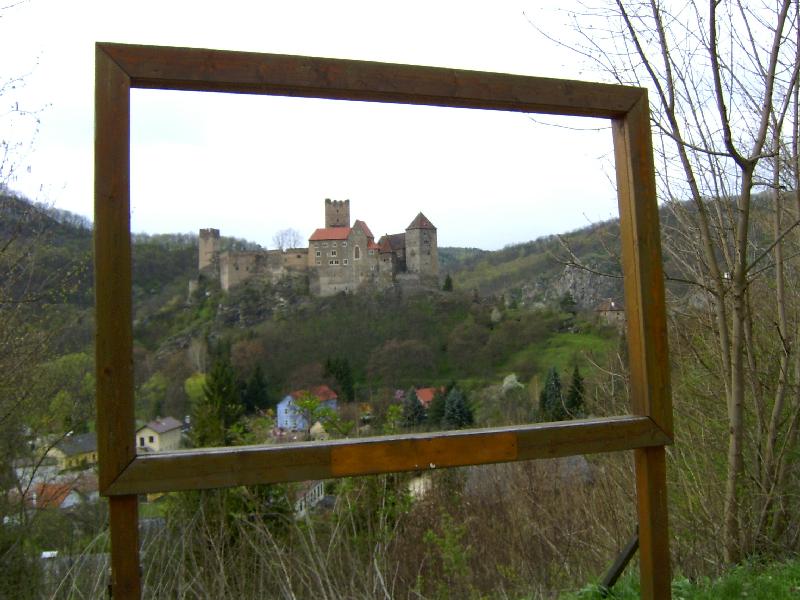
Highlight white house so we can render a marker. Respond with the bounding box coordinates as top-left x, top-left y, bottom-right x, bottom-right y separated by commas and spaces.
136, 416, 182, 453
276, 385, 338, 431
293, 480, 326, 518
